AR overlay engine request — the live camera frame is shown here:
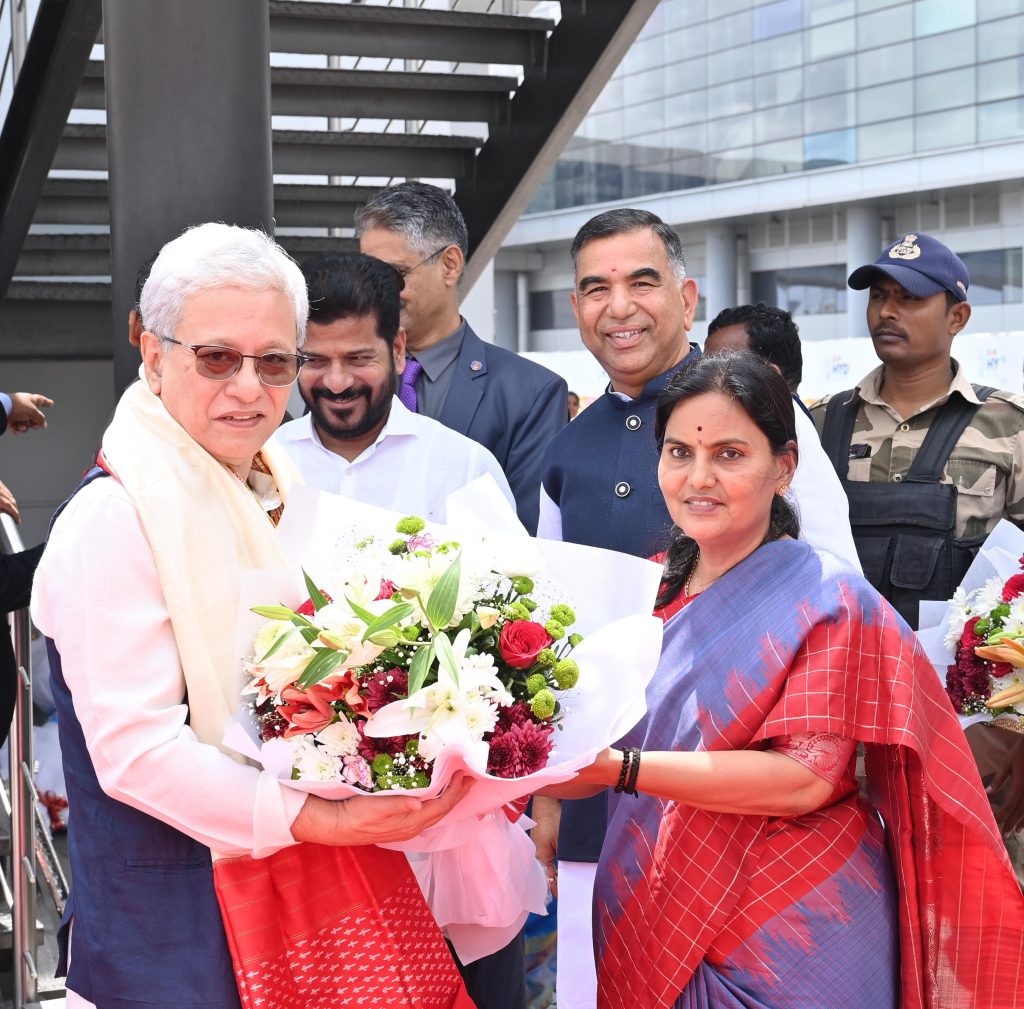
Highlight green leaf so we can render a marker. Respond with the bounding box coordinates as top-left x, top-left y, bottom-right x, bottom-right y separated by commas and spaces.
346, 596, 378, 626
433, 631, 460, 688
408, 641, 435, 695
252, 605, 299, 621
296, 647, 347, 689
290, 616, 321, 644
258, 625, 298, 662
302, 569, 331, 612
424, 552, 462, 631
362, 603, 416, 642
